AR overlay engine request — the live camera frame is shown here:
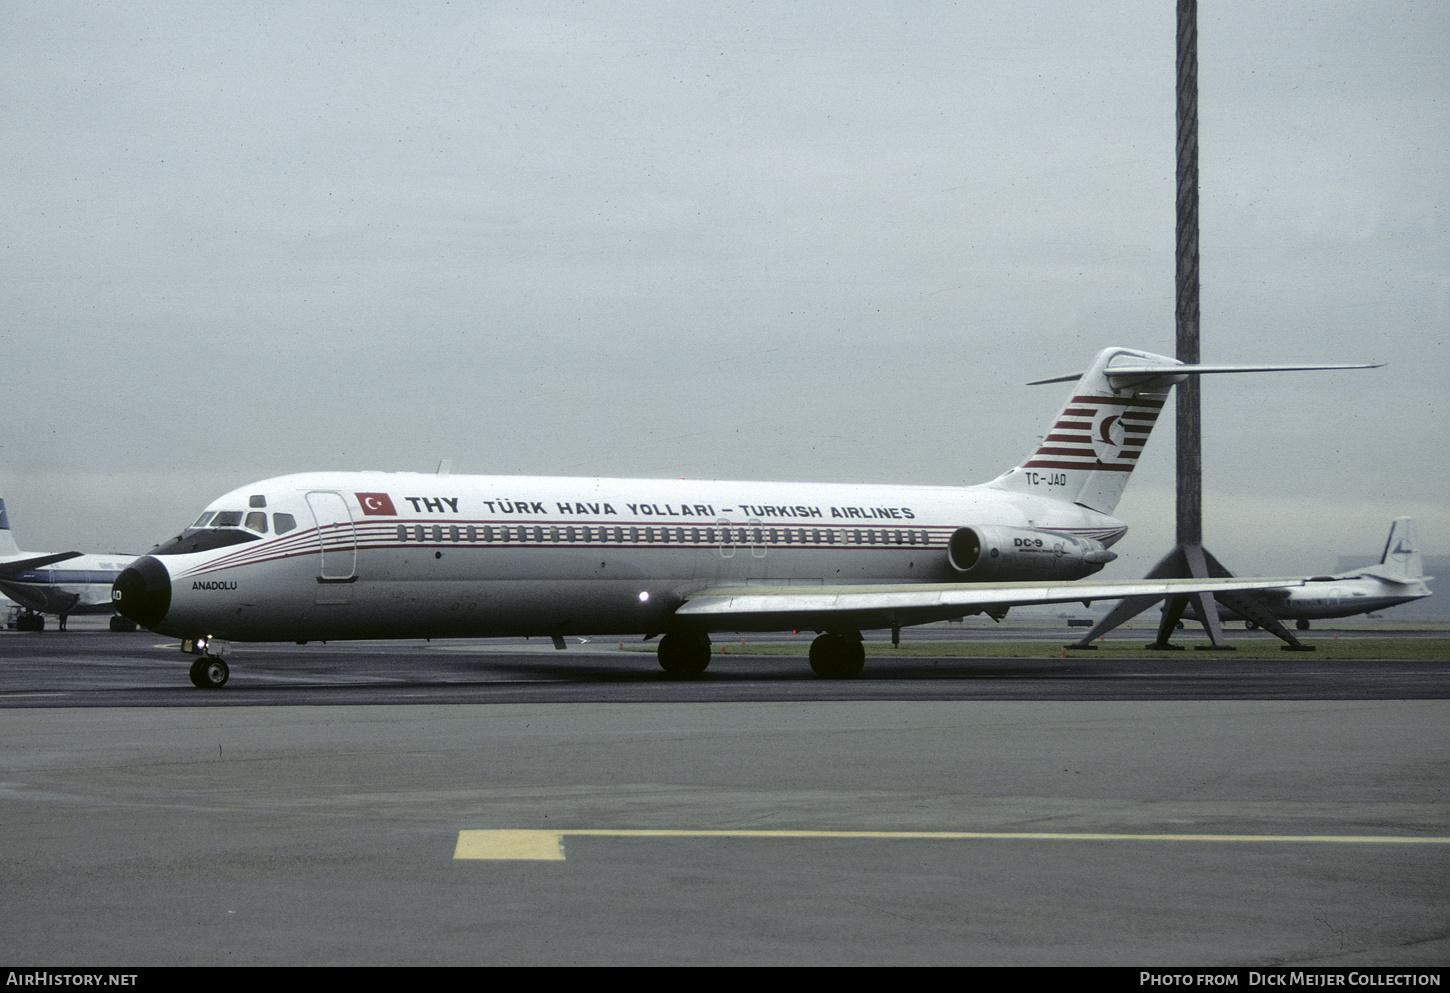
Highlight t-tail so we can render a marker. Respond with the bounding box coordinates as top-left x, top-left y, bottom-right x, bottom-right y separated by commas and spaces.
988, 347, 1174, 514
988, 347, 1382, 516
